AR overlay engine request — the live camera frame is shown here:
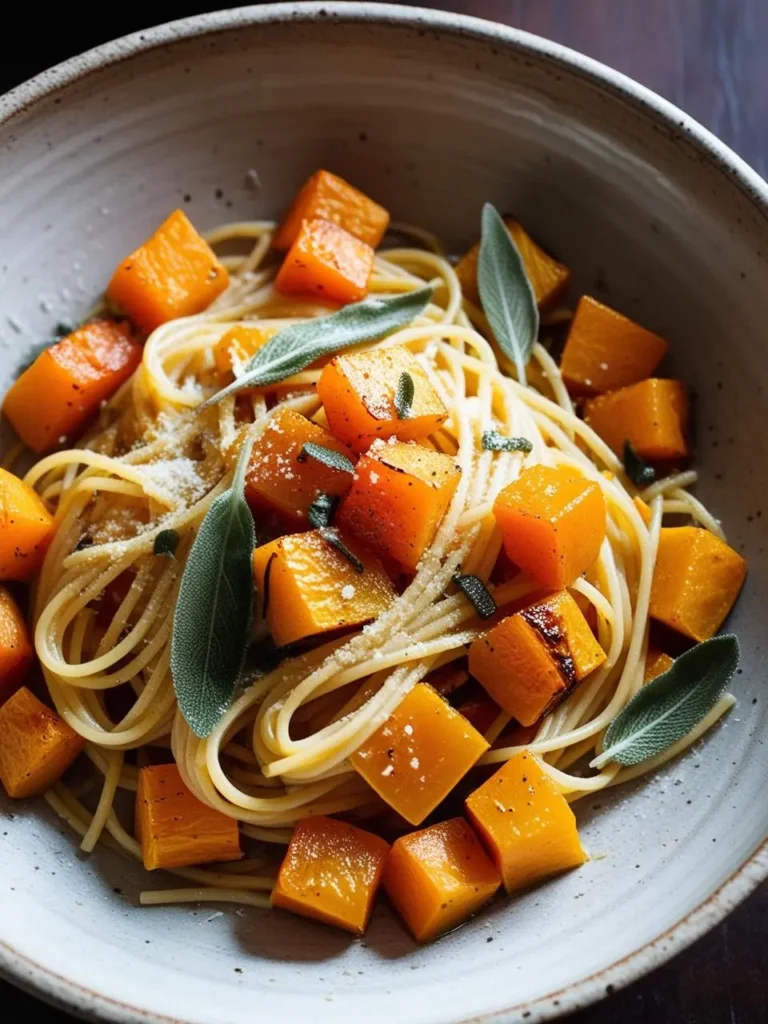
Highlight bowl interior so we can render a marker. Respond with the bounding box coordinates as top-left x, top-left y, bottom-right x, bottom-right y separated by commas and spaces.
0, 7, 766, 1024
